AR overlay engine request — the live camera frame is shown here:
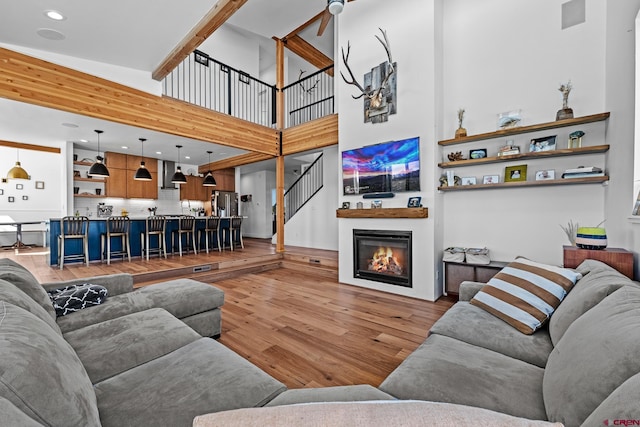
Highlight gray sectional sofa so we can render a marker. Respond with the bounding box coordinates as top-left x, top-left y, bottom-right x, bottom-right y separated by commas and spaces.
1, 256, 639, 426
